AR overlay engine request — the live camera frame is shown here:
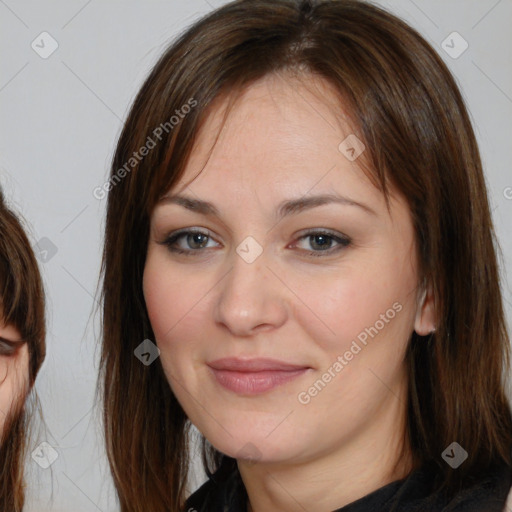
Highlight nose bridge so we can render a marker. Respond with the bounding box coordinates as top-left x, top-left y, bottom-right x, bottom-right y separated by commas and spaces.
213, 240, 287, 335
